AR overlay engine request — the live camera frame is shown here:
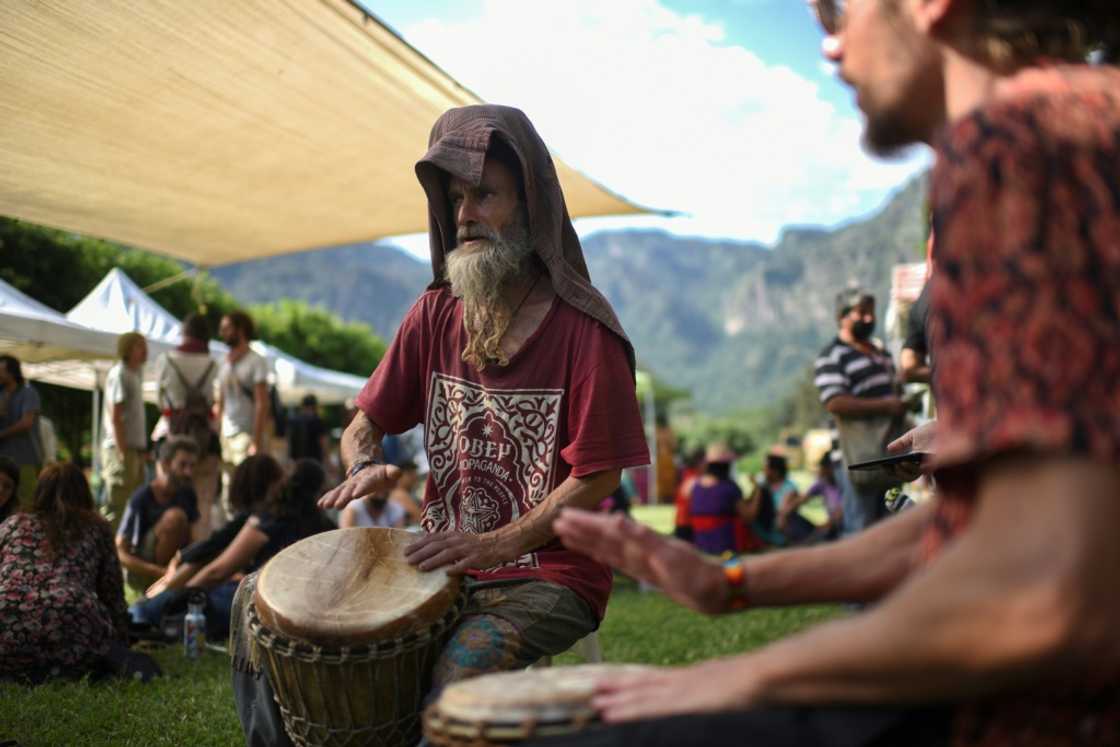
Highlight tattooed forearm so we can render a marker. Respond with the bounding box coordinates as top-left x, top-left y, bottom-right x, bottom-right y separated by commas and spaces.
341, 411, 385, 469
